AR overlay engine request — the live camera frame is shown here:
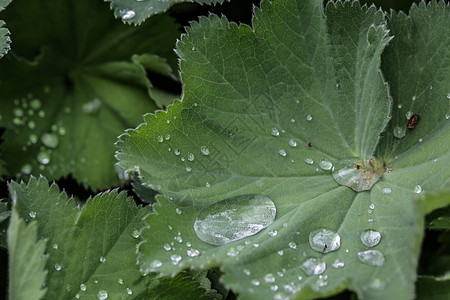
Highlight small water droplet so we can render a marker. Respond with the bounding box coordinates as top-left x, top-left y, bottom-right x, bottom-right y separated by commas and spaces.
97, 290, 108, 300
251, 279, 260, 286
319, 160, 333, 170
414, 185, 422, 194
132, 229, 140, 239
418, 138, 423, 143
368, 218, 374, 223
306, 115, 312, 121
382, 187, 392, 195
30, 99, 41, 110
271, 128, 280, 137
165, 134, 170, 140
80, 284, 87, 291
268, 230, 278, 237
37, 152, 51, 165
163, 243, 171, 251
445, 114, 449, 120
126, 288, 132, 295
99, 256, 106, 263
271, 285, 279, 291
187, 153, 194, 161
82, 98, 102, 114
174, 149, 180, 156
309, 228, 340, 253
193, 194, 276, 246
200, 146, 209, 156
21, 164, 32, 174
118, 278, 124, 284
120, 9, 136, 20
55, 263, 62, 271
170, 254, 182, 265
393, 126, 406, 139
187, 248, 201, 257
175, 208, 182, 215
357, 250, 385, 266
277, 250, 284, 256
332, 259, 345, 268
29, 211, 37, 219
412, 95, 416, 101
27, 121, 36, 130
304, 158, 314, 165
369, 278, 386, 290
227, 247, 240, 257
52, 244, 58, 250
332, 157, 384, 192
243, 269, 251, 275
360, 230, 381, 247
288, 242, 297, 249
397, 104, 403, 109
300, 258, 326, 275
41, 133, 59, 148
288, 139, 297, 147
264, 273, 276, 283
405, 111, 413, 120
278, 149, 287, 157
